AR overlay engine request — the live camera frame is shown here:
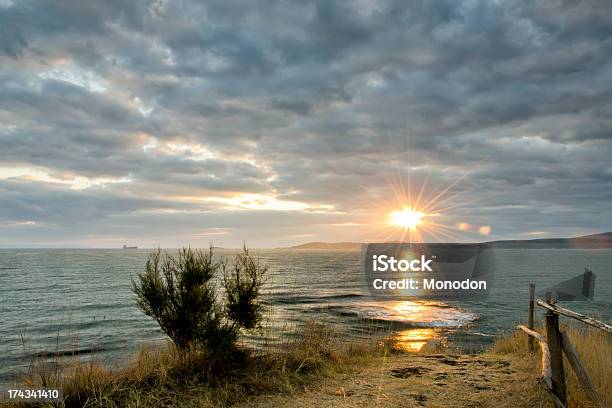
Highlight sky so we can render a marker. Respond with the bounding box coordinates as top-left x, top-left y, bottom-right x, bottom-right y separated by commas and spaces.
1, 0, 611, 248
